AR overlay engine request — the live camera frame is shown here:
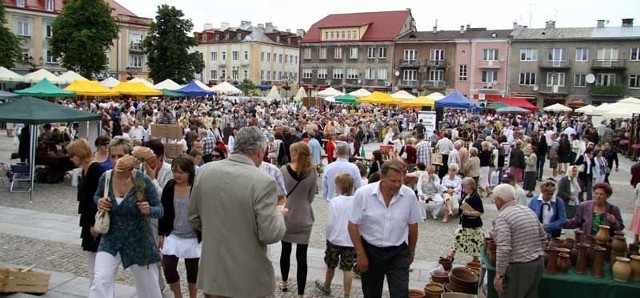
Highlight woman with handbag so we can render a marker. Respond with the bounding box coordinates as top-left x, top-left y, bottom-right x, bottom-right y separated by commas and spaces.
158, 156, 200, 298
278, 142, 317, 296
91, 137, 164, 298
67, 139, 108, 292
